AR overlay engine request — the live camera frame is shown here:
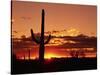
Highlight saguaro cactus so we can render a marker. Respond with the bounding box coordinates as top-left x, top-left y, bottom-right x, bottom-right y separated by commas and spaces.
31, 9, 51, 62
